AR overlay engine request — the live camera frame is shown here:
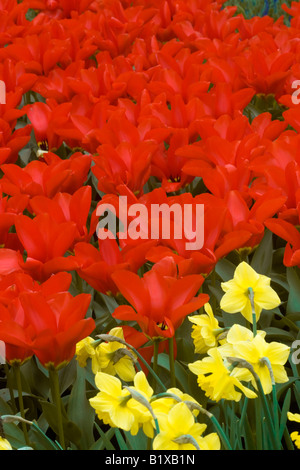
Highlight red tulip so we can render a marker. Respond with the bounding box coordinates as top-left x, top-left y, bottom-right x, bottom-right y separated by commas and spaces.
15, 213, 78, 281
111, 265, 209, 339
0, 152, 91, 198
28, 186, 97, 245
0, 290, 94, 368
